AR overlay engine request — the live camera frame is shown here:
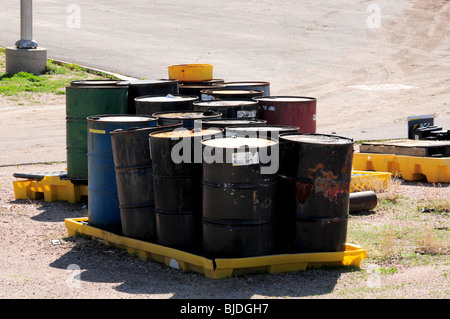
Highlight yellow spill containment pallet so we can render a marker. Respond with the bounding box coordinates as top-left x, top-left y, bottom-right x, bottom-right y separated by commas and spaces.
13, 175, 88, 203
350, 170, 392, 192
65, 217, 367, 279
353, 152, 449, 183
